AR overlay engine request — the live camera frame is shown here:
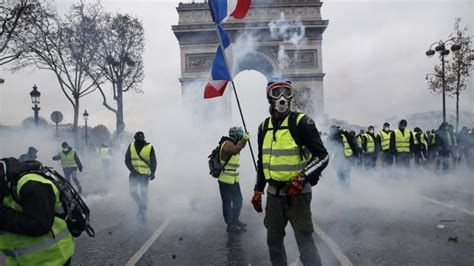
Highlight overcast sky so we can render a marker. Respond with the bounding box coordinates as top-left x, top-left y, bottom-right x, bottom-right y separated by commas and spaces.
0, 0, 473, 131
